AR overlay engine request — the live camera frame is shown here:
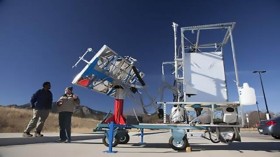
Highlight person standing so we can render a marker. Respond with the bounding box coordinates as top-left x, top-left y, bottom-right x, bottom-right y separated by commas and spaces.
23, 81, 53, 137
56, 86, 80, 143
